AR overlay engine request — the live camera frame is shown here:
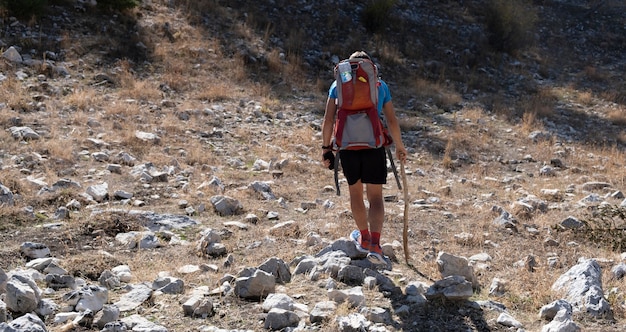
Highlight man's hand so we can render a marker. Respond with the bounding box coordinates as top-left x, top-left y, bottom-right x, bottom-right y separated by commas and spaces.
322, 150, 335, 170
396, 147, 408, 164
